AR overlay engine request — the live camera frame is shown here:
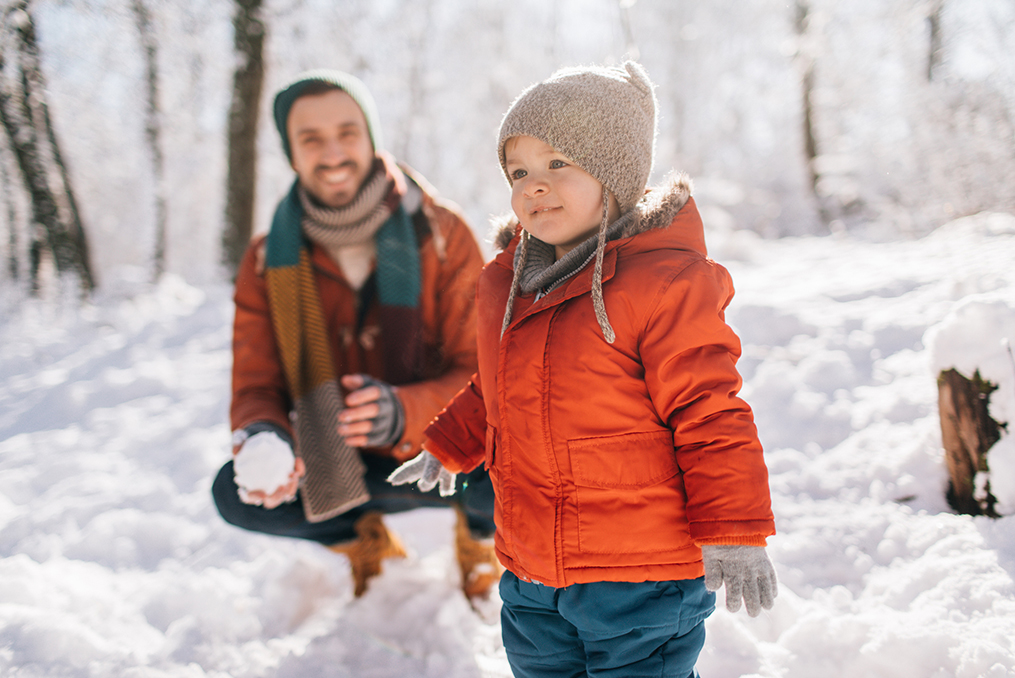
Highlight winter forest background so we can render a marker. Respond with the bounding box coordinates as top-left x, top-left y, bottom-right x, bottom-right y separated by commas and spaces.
3, 1, 1015, 677
2, 0, 1014, 291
